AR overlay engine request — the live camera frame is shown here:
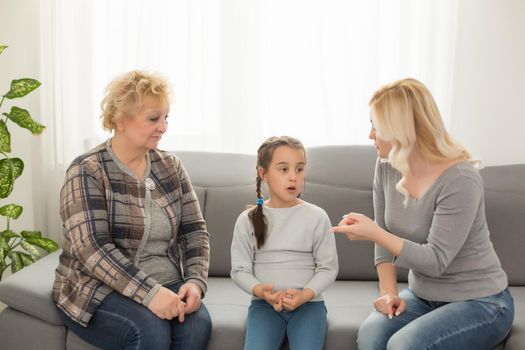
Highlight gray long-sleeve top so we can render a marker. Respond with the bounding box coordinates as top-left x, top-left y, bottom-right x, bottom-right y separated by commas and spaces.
374, 159, 508, 302
231, 201, 338, 301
